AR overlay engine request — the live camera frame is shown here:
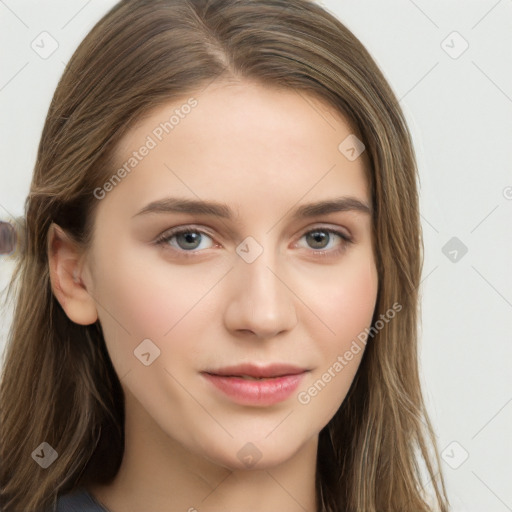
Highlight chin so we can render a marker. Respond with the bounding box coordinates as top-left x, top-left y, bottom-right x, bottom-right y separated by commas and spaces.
197, 435, 308, 472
